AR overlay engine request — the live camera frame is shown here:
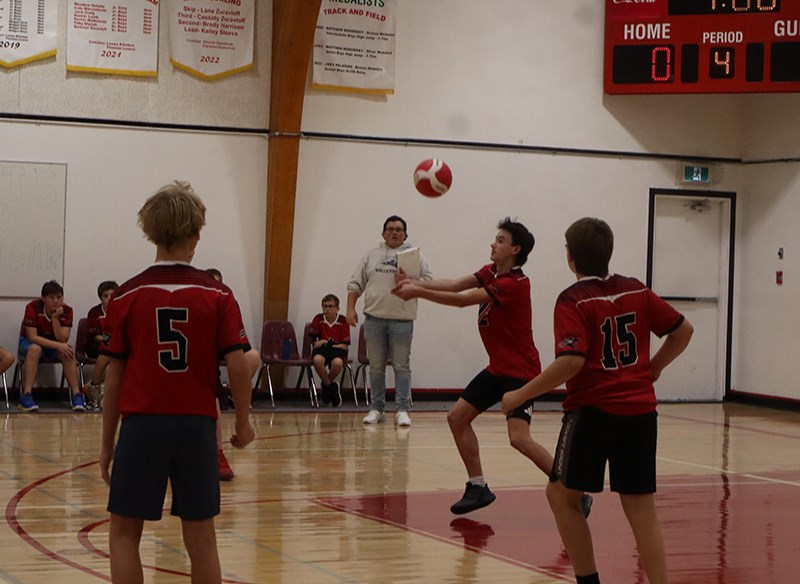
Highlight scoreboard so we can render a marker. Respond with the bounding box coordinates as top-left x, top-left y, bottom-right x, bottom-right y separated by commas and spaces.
604, 0, 800, 93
